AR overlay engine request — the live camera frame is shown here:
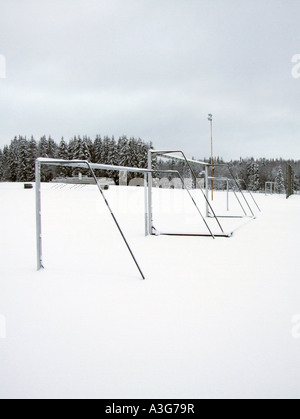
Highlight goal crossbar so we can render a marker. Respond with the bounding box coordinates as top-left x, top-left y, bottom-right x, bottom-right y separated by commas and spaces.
36, 157, 151, 174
